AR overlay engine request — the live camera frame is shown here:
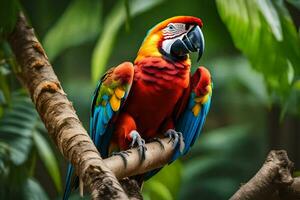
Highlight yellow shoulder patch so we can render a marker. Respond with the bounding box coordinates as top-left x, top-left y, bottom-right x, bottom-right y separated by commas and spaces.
115, 87, 125, 99
109, 94, 121, 111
